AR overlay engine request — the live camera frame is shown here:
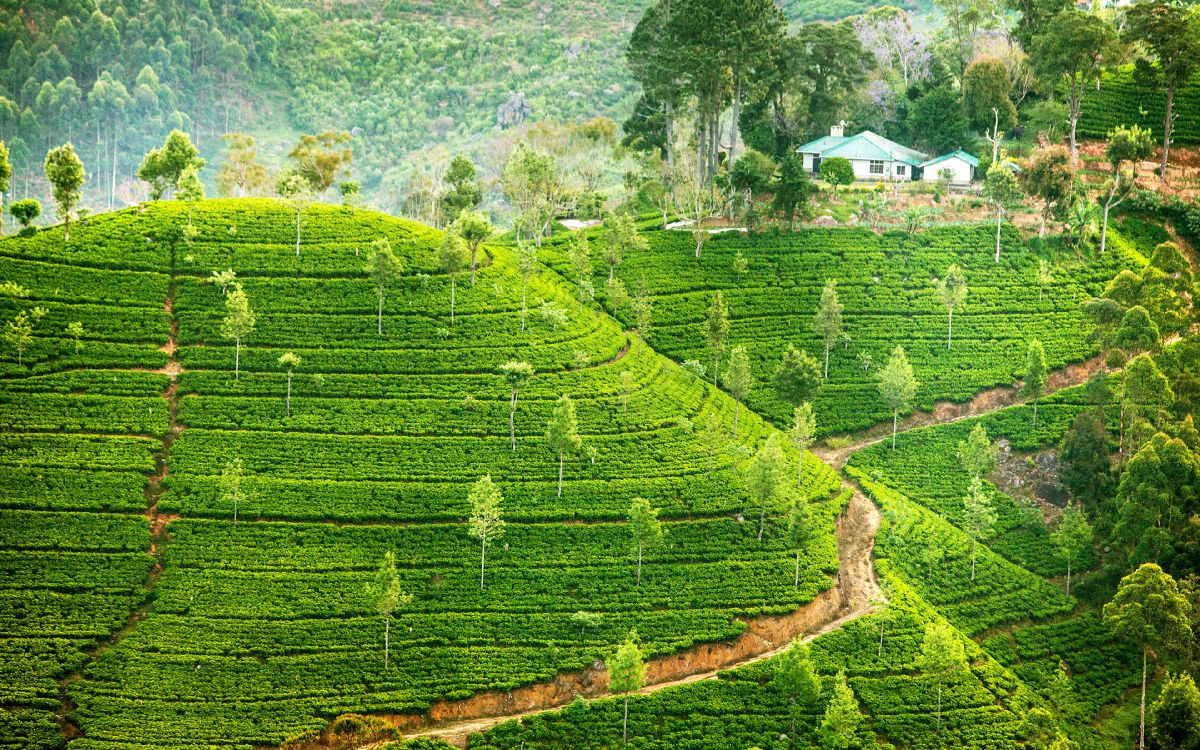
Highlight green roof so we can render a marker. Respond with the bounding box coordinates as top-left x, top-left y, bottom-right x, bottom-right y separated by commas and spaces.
797, 134, 849, 153
919, 149, 980, 168
819, 131, 928, 167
